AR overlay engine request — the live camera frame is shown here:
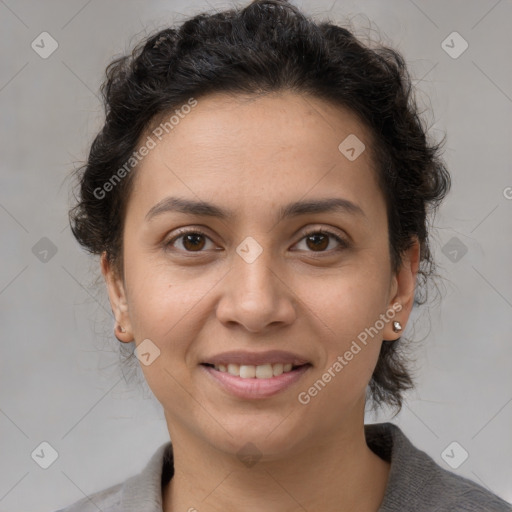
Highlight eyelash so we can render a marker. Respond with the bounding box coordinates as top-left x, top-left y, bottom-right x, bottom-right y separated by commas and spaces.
164, 227, 349, 255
